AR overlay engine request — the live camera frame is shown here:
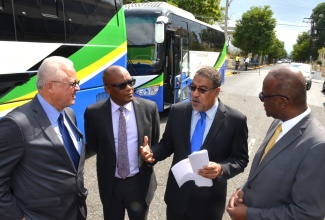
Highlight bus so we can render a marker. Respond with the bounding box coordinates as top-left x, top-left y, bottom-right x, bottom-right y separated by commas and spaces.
0, 0, 127, 134
124, 2, 226, 112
